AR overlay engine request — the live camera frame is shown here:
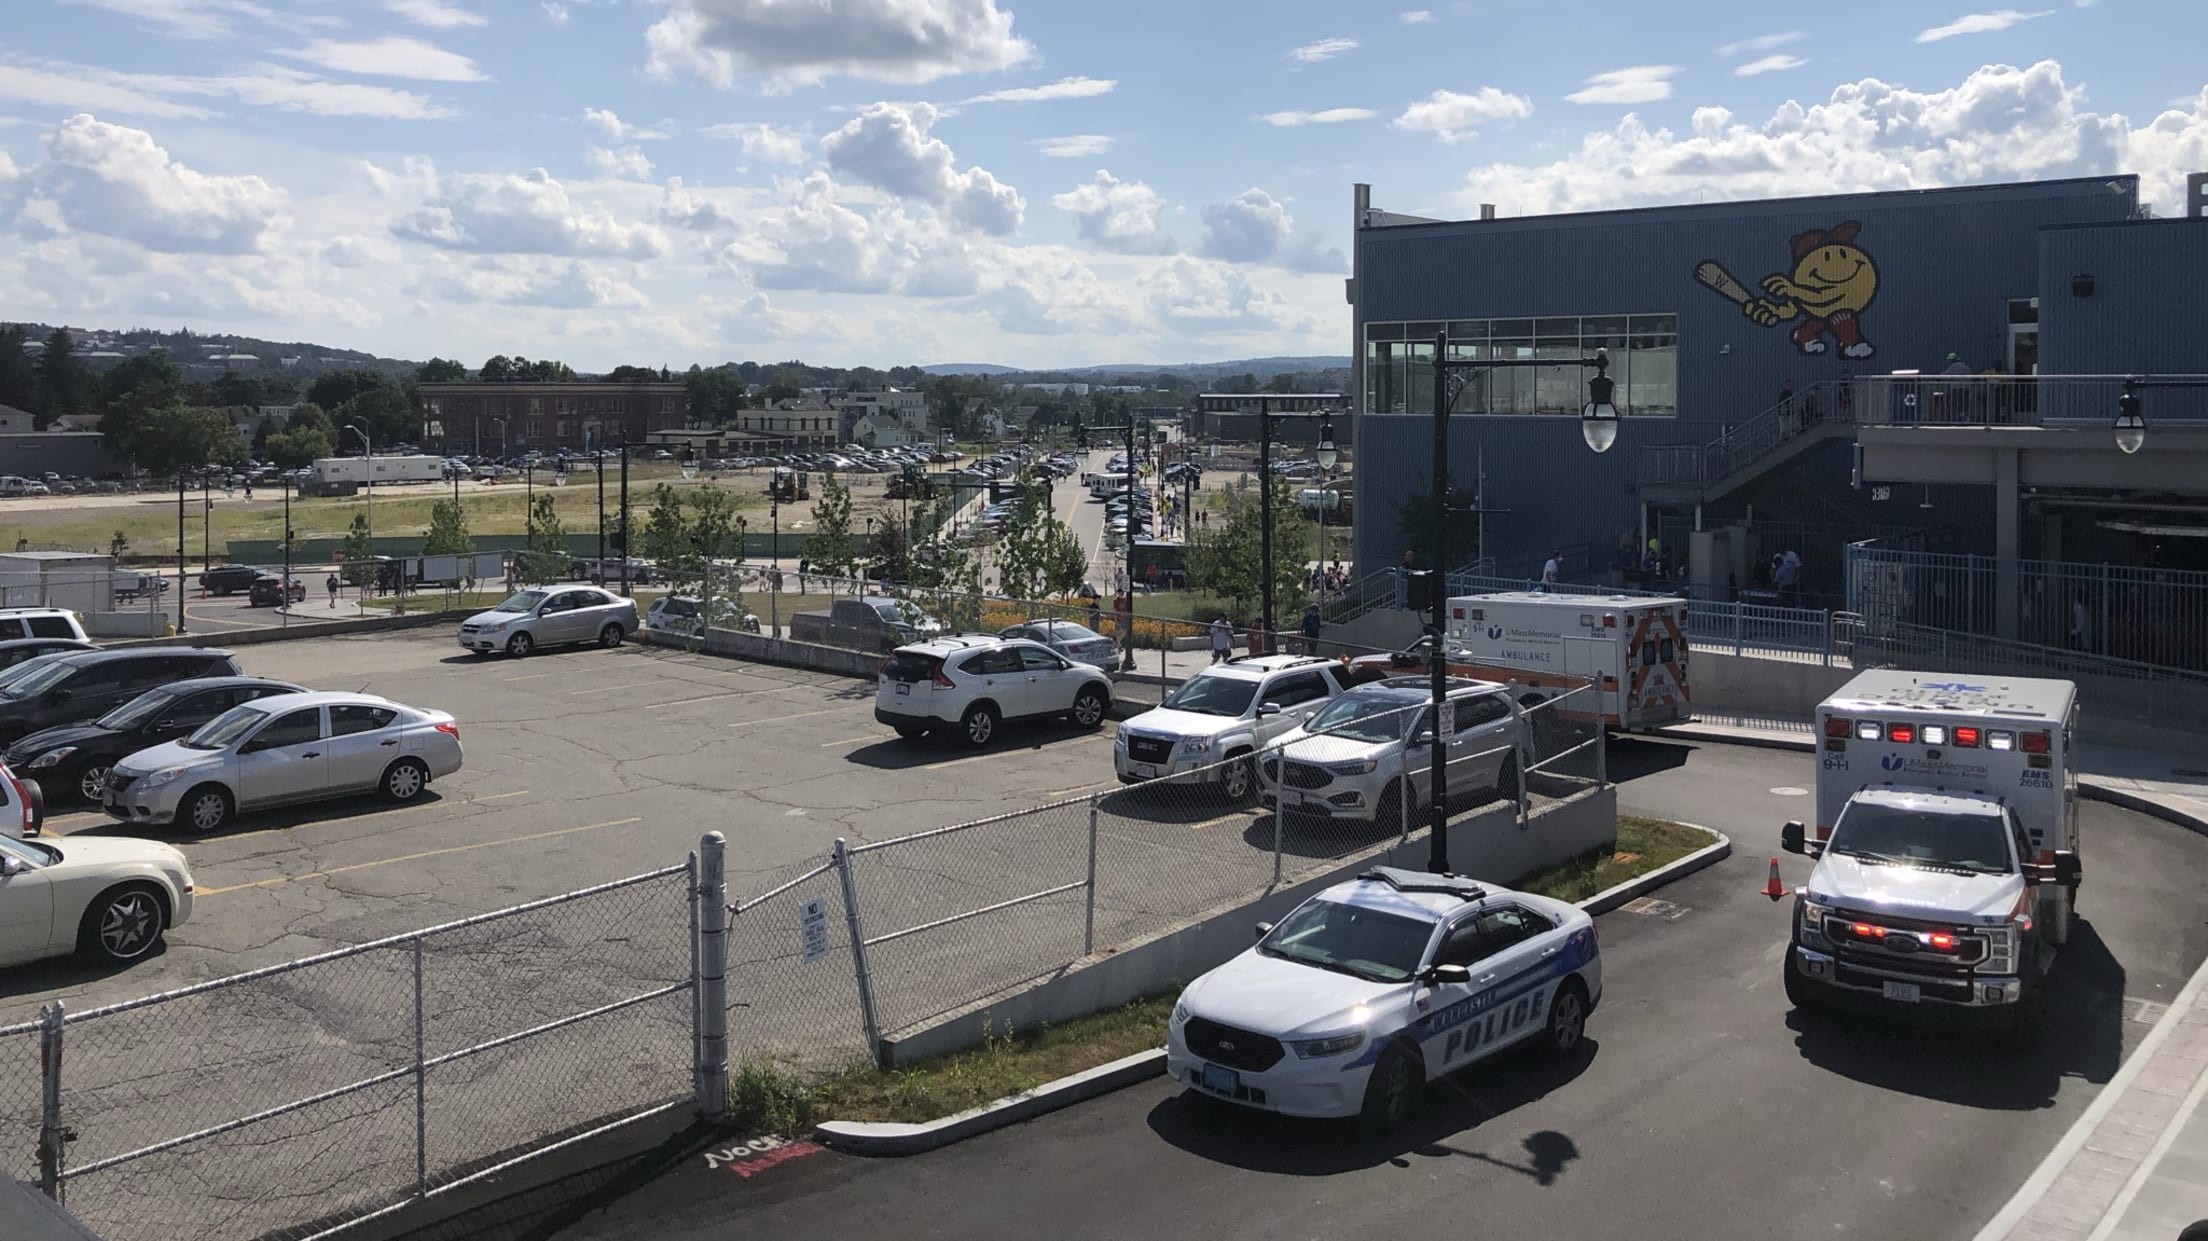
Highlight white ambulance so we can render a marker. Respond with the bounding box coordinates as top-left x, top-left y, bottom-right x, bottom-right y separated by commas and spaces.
1440, 592, 1690, 730
1779, 670, 2082, 1031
